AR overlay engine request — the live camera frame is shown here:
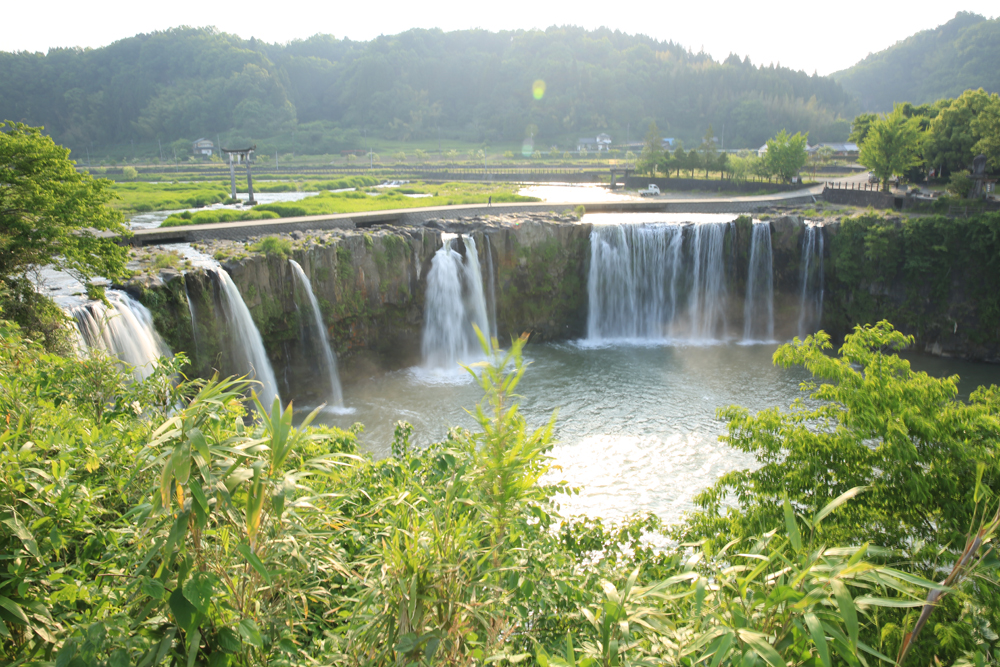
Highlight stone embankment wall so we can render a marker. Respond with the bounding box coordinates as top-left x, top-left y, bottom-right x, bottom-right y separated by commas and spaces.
822, 187, 898, 209
127, 213, 592, 401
